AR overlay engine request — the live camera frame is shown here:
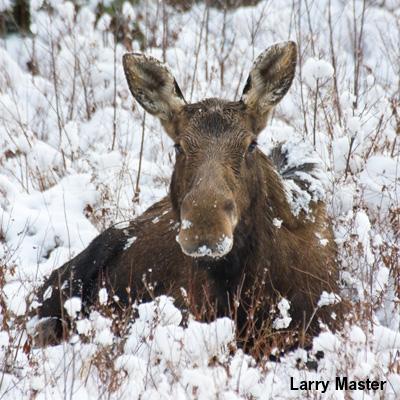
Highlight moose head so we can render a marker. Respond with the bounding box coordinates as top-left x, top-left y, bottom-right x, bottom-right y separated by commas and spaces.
123, 42, 297, 259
